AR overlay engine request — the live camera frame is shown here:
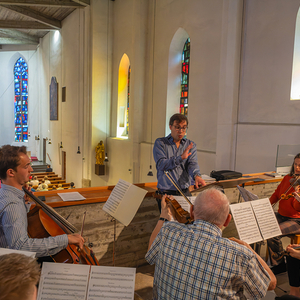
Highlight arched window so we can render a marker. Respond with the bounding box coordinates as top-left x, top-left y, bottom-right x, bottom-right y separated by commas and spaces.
126, 66, 131, 135
14, 57, 28, 142
166, 28, 190, 135
291, 8, 300, 100
180, 38, 190, 115
117, 54, 130, 138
